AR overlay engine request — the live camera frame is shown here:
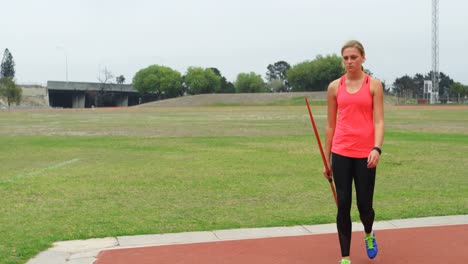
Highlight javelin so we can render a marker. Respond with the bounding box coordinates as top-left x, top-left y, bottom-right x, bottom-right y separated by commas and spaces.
304, 97, 337, 206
